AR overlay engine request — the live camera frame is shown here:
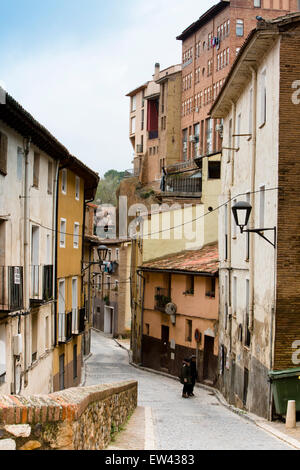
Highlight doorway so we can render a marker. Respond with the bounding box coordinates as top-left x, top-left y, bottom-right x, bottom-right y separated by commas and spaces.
104, 306, 114, 335
203, 335, 215, 383
59, 354, 65, 391
160, 325, 169, 371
